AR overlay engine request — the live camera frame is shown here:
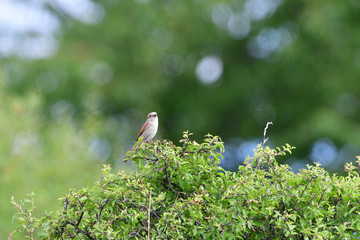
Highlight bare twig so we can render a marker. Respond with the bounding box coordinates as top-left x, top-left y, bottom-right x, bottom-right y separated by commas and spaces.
148, 190, 152, 240
262, 122, 273, 146
8, 230, 17, 240
94, 199, 110, 226
62, 197, 69, 218
61, 221, 95, 240
294, 176, 316, 210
